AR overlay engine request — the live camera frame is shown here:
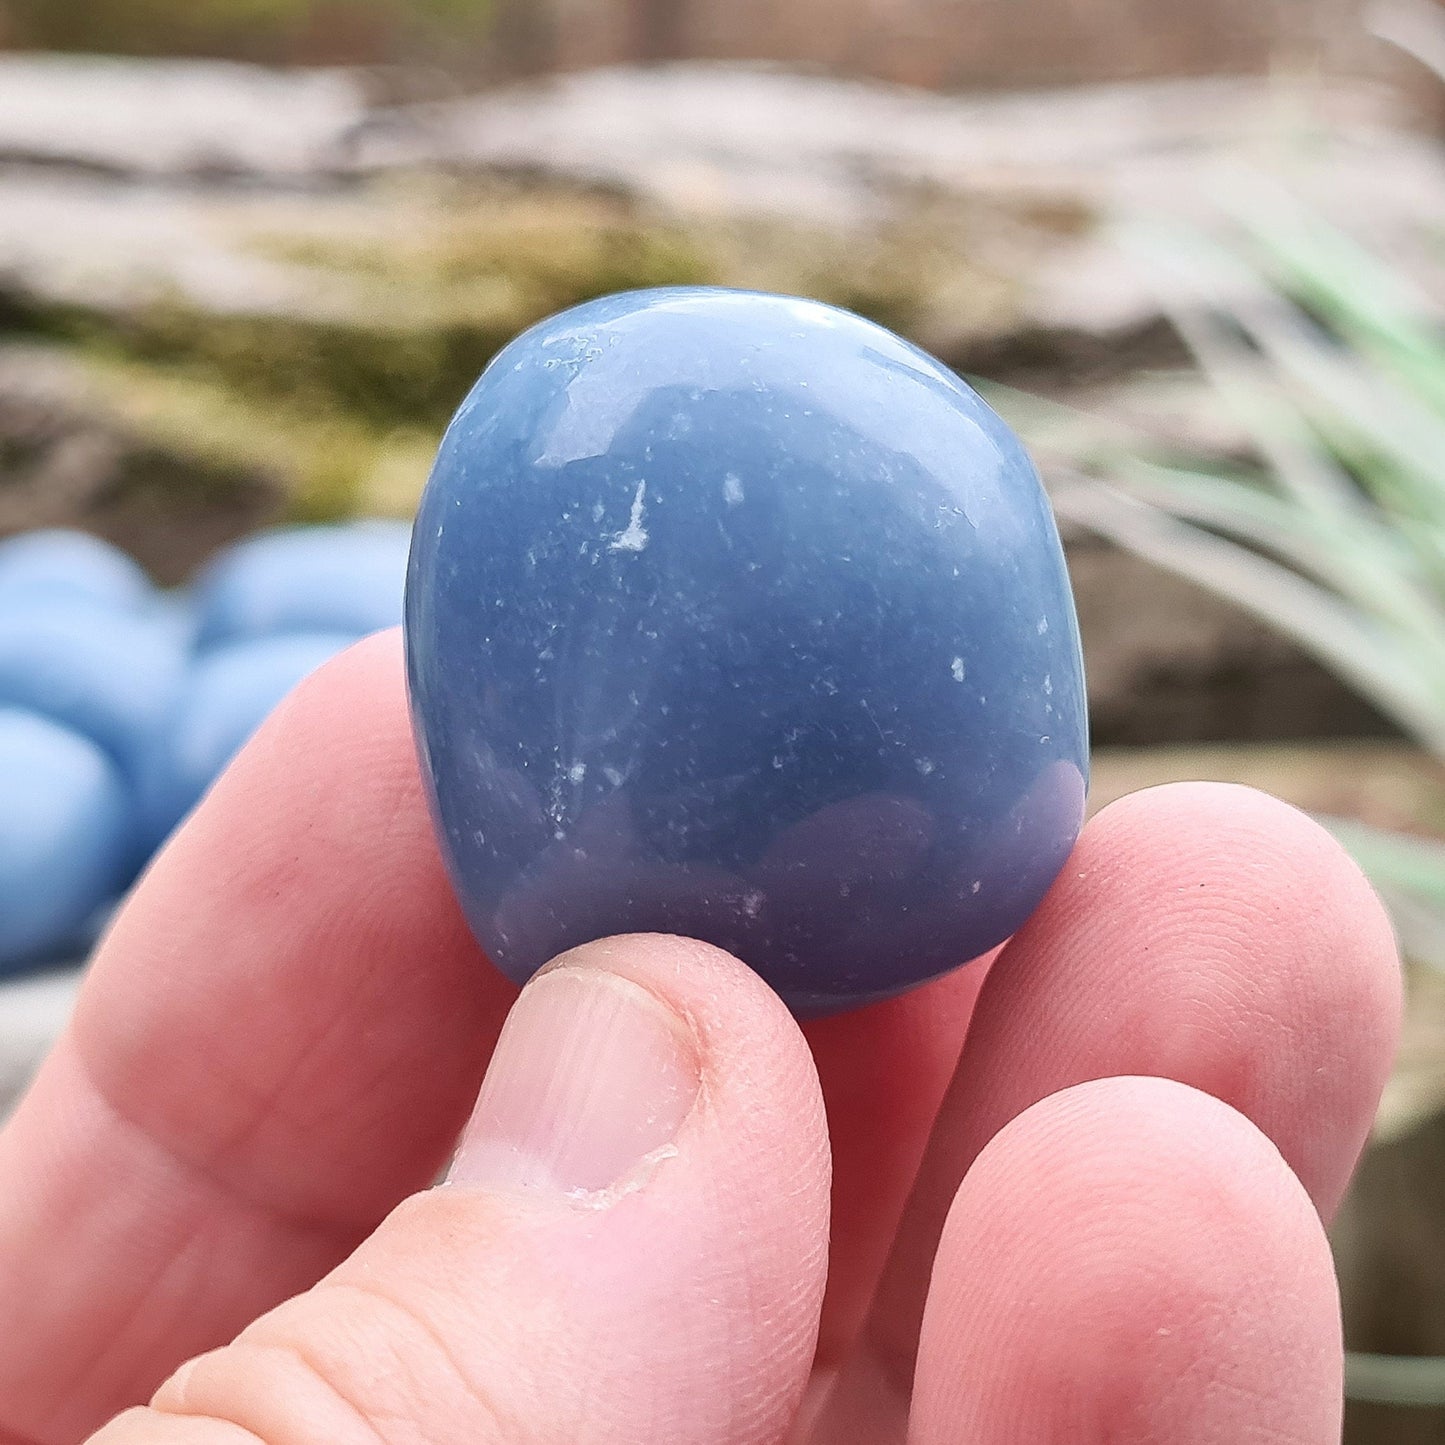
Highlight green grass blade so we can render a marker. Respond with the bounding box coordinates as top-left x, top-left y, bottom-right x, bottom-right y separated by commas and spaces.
1056, 480, 1445, 756
1319, 815, 1445, 969
1347, 1350, 1445, 1407
1117, 460, 1445, 652
1152, 285, 1364, 518
1231, 299, 1445, 526
1121, 217, 1445, 527
1318, 815, 1445, 906
1232, 189, 1445, 412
